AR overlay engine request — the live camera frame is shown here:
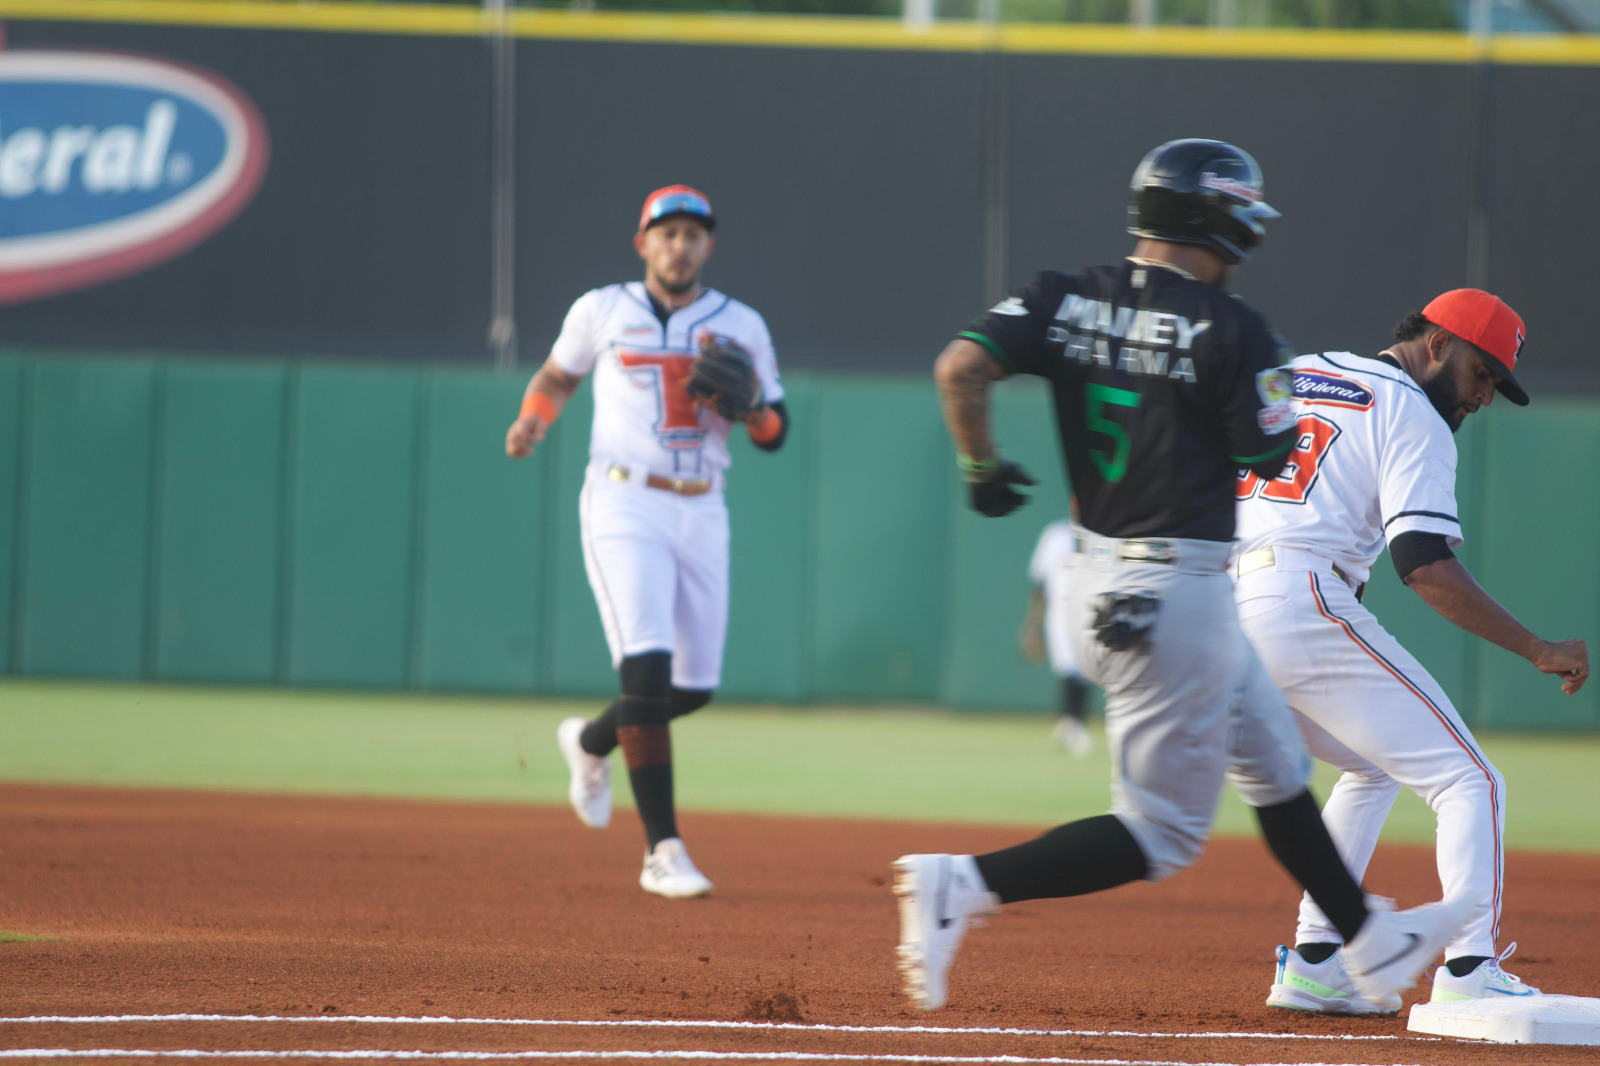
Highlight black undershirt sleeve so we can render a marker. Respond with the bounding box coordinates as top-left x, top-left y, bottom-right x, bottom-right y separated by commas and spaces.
750, 399, 789, 452
1391, 530, 1456, 582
